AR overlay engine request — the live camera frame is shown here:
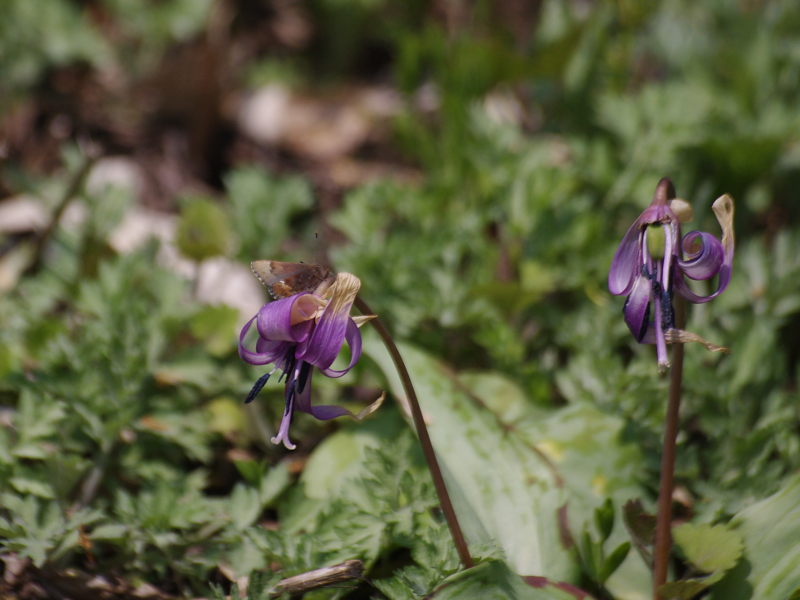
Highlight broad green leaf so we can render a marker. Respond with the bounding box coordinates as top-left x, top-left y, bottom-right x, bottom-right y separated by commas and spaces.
711, 474, 800, 600
363, 337, 571, 580
434, 561, 589, 600
362, 335, 651, 597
